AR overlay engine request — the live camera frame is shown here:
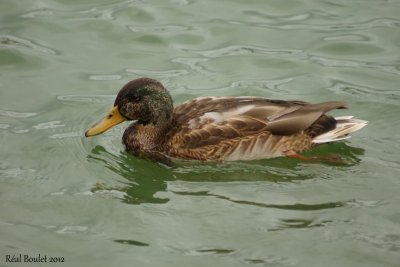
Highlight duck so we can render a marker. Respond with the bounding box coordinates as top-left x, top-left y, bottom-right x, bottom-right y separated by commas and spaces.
85, 77, 367, 162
